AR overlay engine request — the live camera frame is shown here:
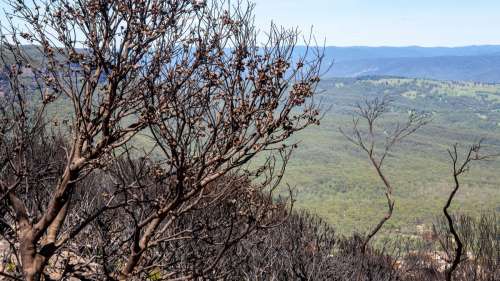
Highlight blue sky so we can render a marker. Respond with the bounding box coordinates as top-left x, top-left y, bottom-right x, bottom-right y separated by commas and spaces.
1, 1, 498, 47
253, 0, 500, 47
